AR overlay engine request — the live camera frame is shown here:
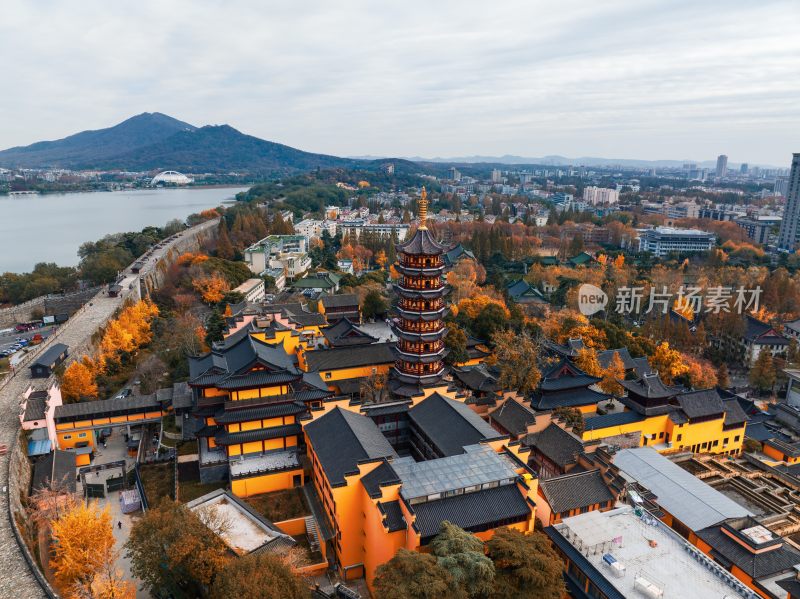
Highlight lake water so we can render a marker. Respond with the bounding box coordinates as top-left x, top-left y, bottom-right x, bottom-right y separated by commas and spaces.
0, 186, 248, 272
